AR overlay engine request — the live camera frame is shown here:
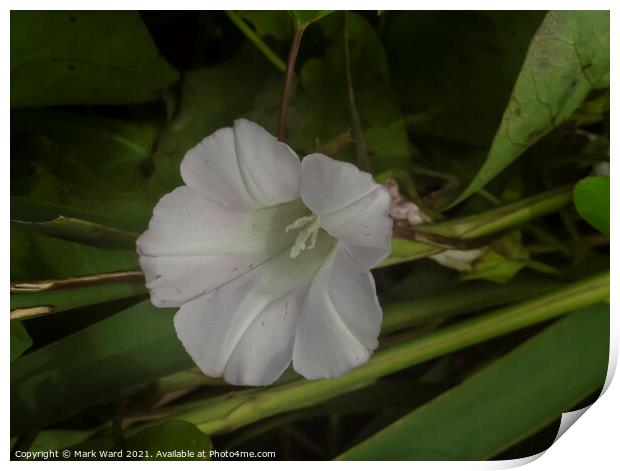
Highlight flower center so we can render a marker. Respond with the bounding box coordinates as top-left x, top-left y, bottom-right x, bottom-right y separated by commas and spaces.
285, 214, 321, 259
